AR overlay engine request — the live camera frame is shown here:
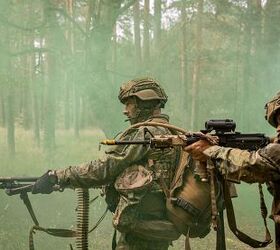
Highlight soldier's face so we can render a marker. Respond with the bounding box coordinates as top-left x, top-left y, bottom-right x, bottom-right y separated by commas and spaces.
123, 98, 137, 120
